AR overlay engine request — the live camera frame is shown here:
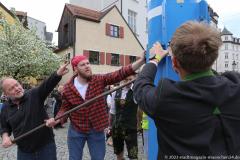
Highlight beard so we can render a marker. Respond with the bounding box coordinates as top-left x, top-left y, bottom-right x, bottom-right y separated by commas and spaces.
78, 70, 92, 80
9, 93, 24, 102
